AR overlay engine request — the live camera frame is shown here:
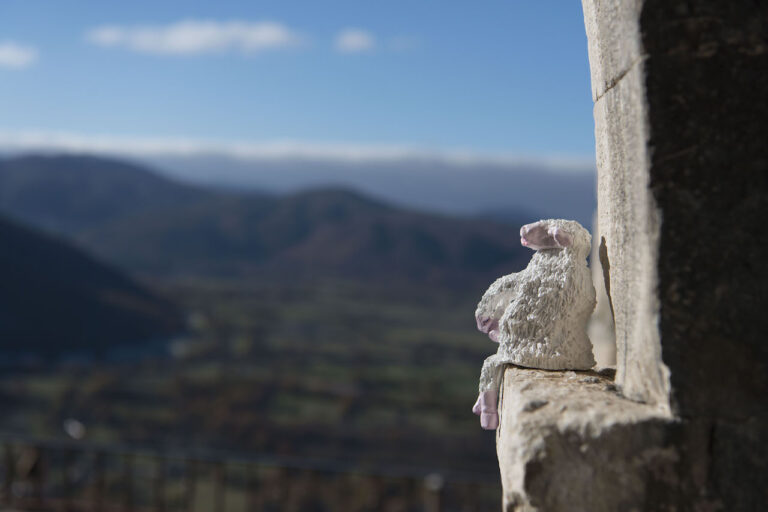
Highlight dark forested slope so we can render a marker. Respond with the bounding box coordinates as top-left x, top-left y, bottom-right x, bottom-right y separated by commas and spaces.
0, 216, 183, 355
